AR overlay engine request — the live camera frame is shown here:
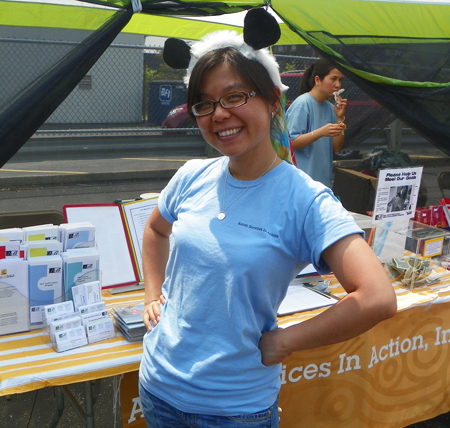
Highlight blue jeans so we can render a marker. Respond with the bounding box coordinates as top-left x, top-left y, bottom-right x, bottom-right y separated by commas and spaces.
139, 382, 279, 428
